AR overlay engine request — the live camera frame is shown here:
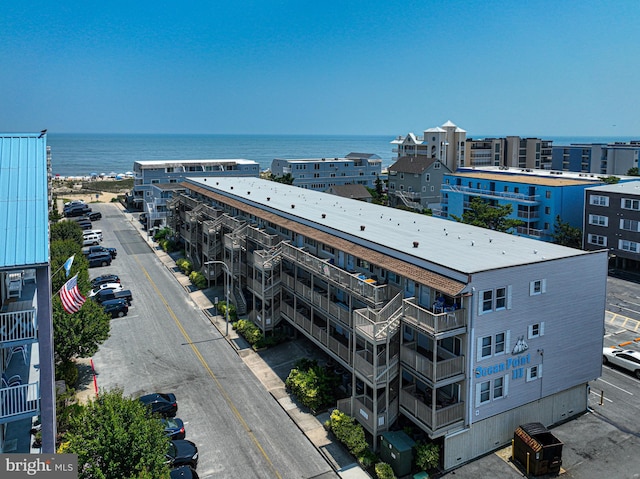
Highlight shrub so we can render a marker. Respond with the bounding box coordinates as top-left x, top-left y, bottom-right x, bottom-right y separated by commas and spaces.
375, 462, 396, 479
189, 271, 207, 289
176, 258, 193, 275
153, 227, 172, 241
218, 301, 237, 321
159, 238, 177, 252
232, 319, 263, 345
285, 359, 340, 412
415, 441, 440, 471
328, 409, 368, 457
56, 360, 78, 387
